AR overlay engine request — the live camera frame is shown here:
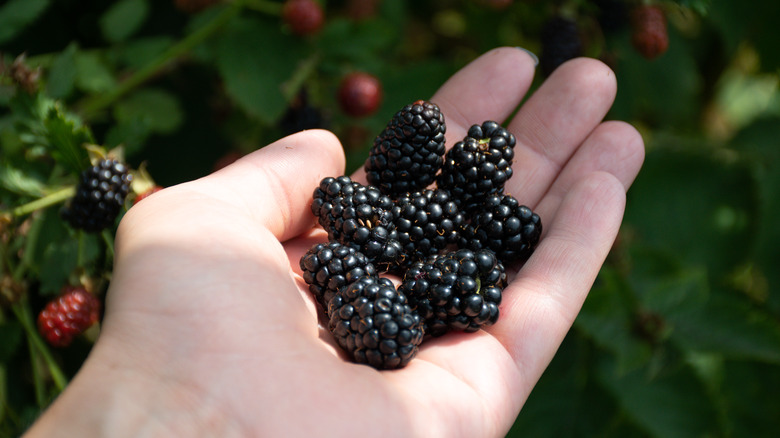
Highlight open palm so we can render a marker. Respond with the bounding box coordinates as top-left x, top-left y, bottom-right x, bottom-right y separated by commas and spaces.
26, 48, 644, 438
